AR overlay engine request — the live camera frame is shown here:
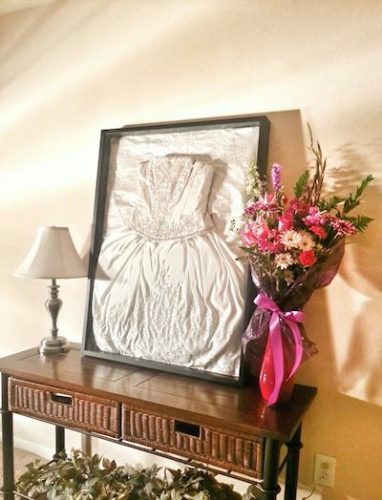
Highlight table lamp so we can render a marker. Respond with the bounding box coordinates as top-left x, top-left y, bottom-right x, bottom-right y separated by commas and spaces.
15, 226, 87, 354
